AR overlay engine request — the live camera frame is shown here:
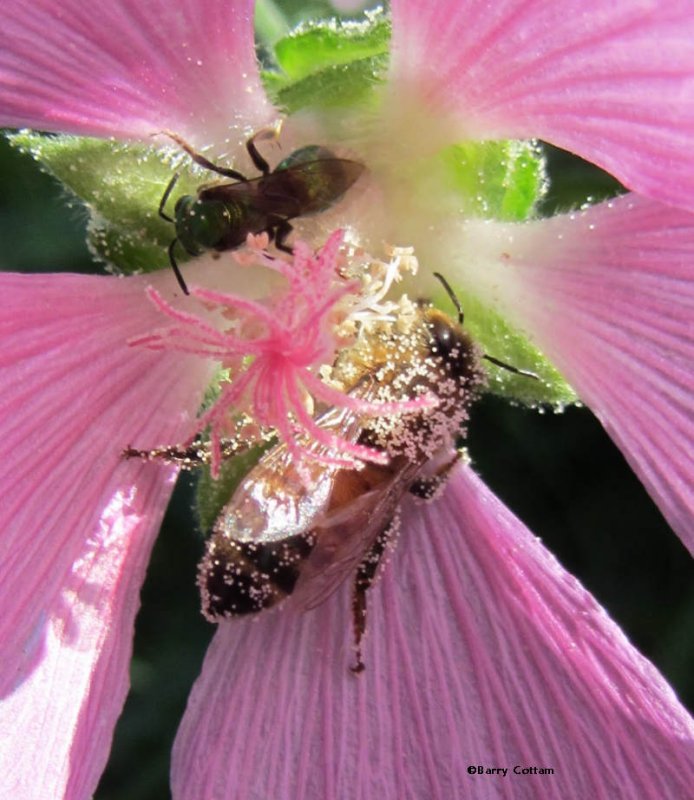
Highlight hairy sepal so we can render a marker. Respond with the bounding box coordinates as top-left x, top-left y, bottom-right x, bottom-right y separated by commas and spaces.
9, 131, 200, 274
262, 11, 390, 113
